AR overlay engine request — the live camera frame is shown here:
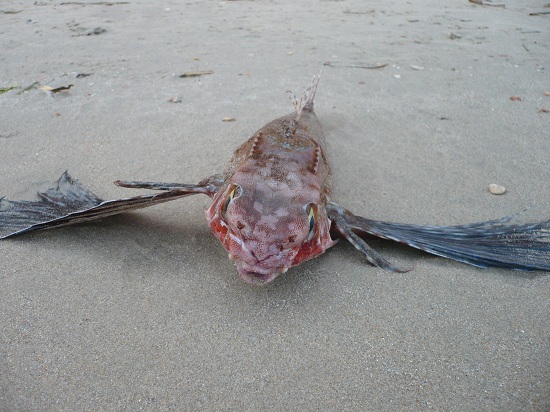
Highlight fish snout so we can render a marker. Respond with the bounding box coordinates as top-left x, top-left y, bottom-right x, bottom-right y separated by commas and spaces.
246, 240, 283, 263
